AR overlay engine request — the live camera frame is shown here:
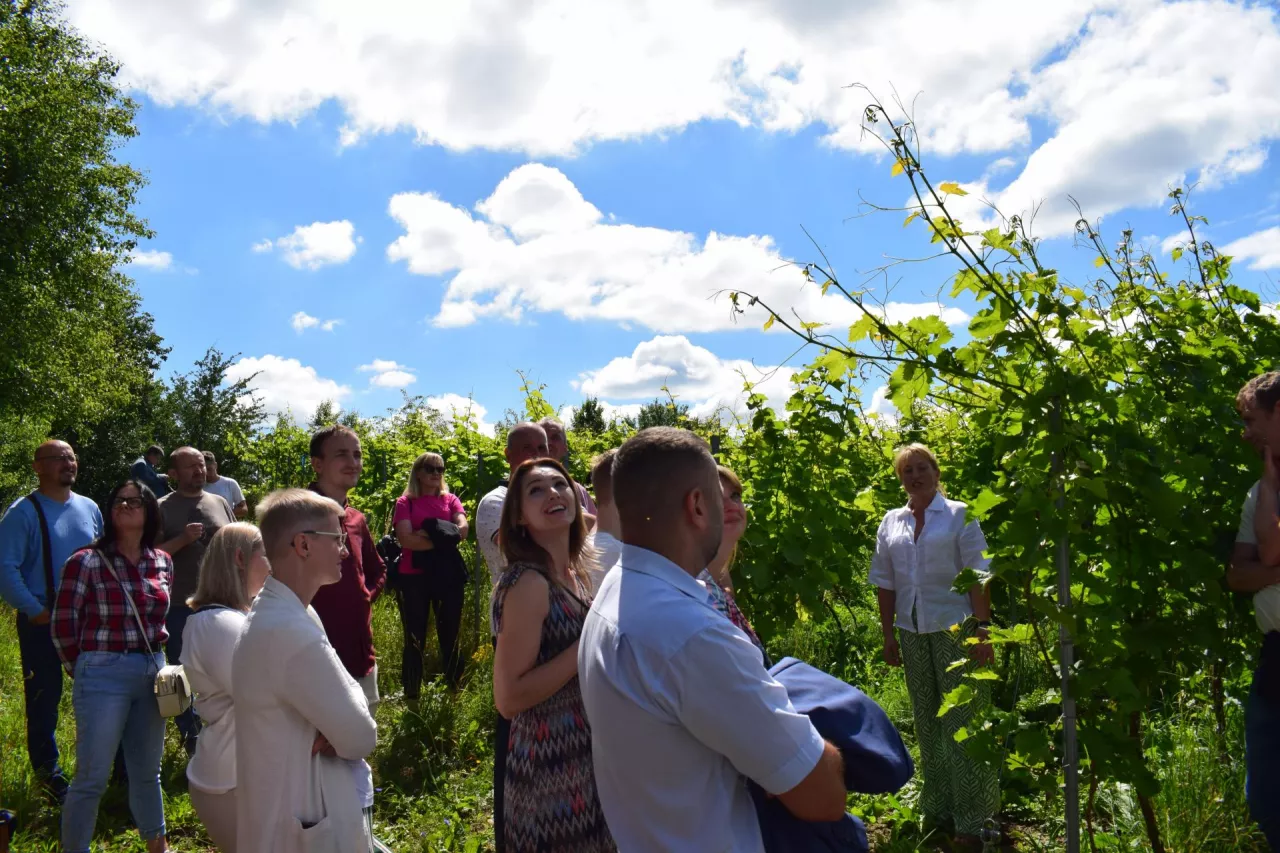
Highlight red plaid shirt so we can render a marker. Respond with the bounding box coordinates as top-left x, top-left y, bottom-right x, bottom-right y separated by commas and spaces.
51, 545, 173, 675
